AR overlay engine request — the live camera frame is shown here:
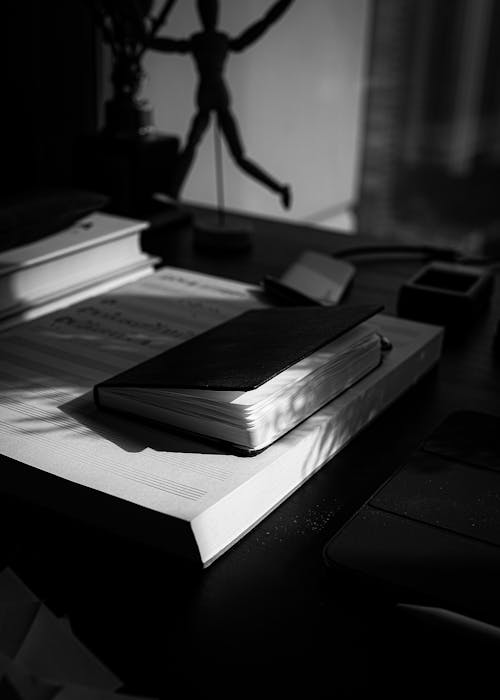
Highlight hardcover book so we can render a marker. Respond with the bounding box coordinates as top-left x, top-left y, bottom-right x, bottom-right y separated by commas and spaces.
0, 212, 156, 327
